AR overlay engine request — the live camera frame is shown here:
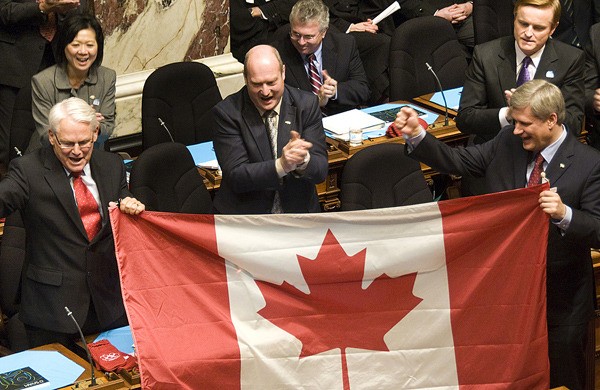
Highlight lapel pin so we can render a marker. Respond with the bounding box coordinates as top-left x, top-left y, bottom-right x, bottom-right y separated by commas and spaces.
545, 70, 555, 78
285, 121, 291, 125
560, 163, 565, 168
